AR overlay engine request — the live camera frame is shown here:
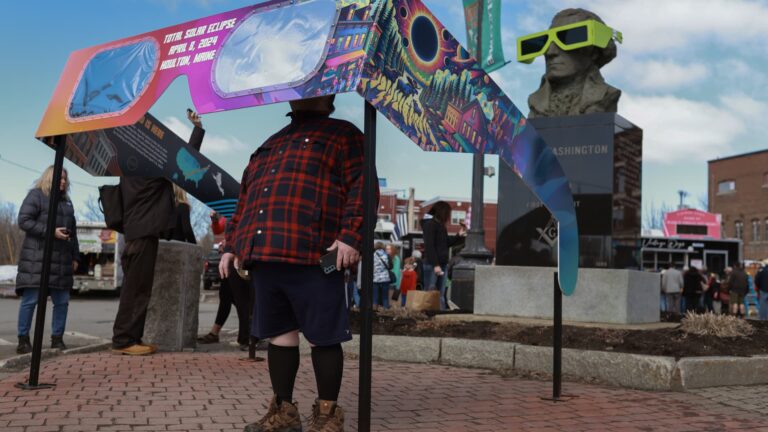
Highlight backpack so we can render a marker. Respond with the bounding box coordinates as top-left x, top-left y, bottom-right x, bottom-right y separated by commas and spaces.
376, 252, 396, 283
98, 184, 124, 233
